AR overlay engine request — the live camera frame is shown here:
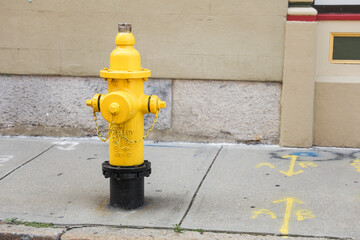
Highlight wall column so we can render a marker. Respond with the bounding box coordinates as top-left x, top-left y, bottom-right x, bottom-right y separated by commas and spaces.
280, 0, 318, 147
